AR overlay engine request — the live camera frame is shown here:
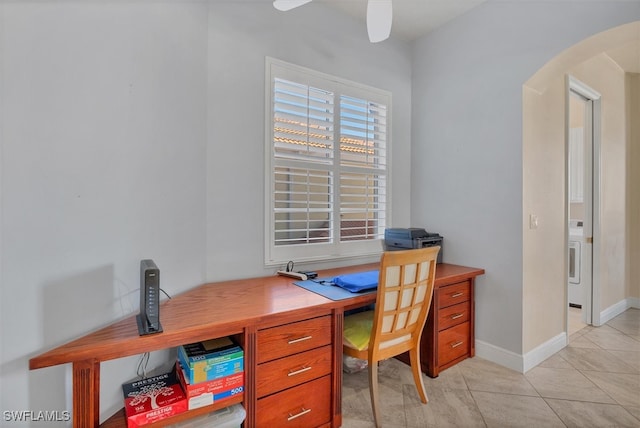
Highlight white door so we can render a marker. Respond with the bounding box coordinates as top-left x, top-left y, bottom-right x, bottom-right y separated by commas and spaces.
567, 76, 600, 328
